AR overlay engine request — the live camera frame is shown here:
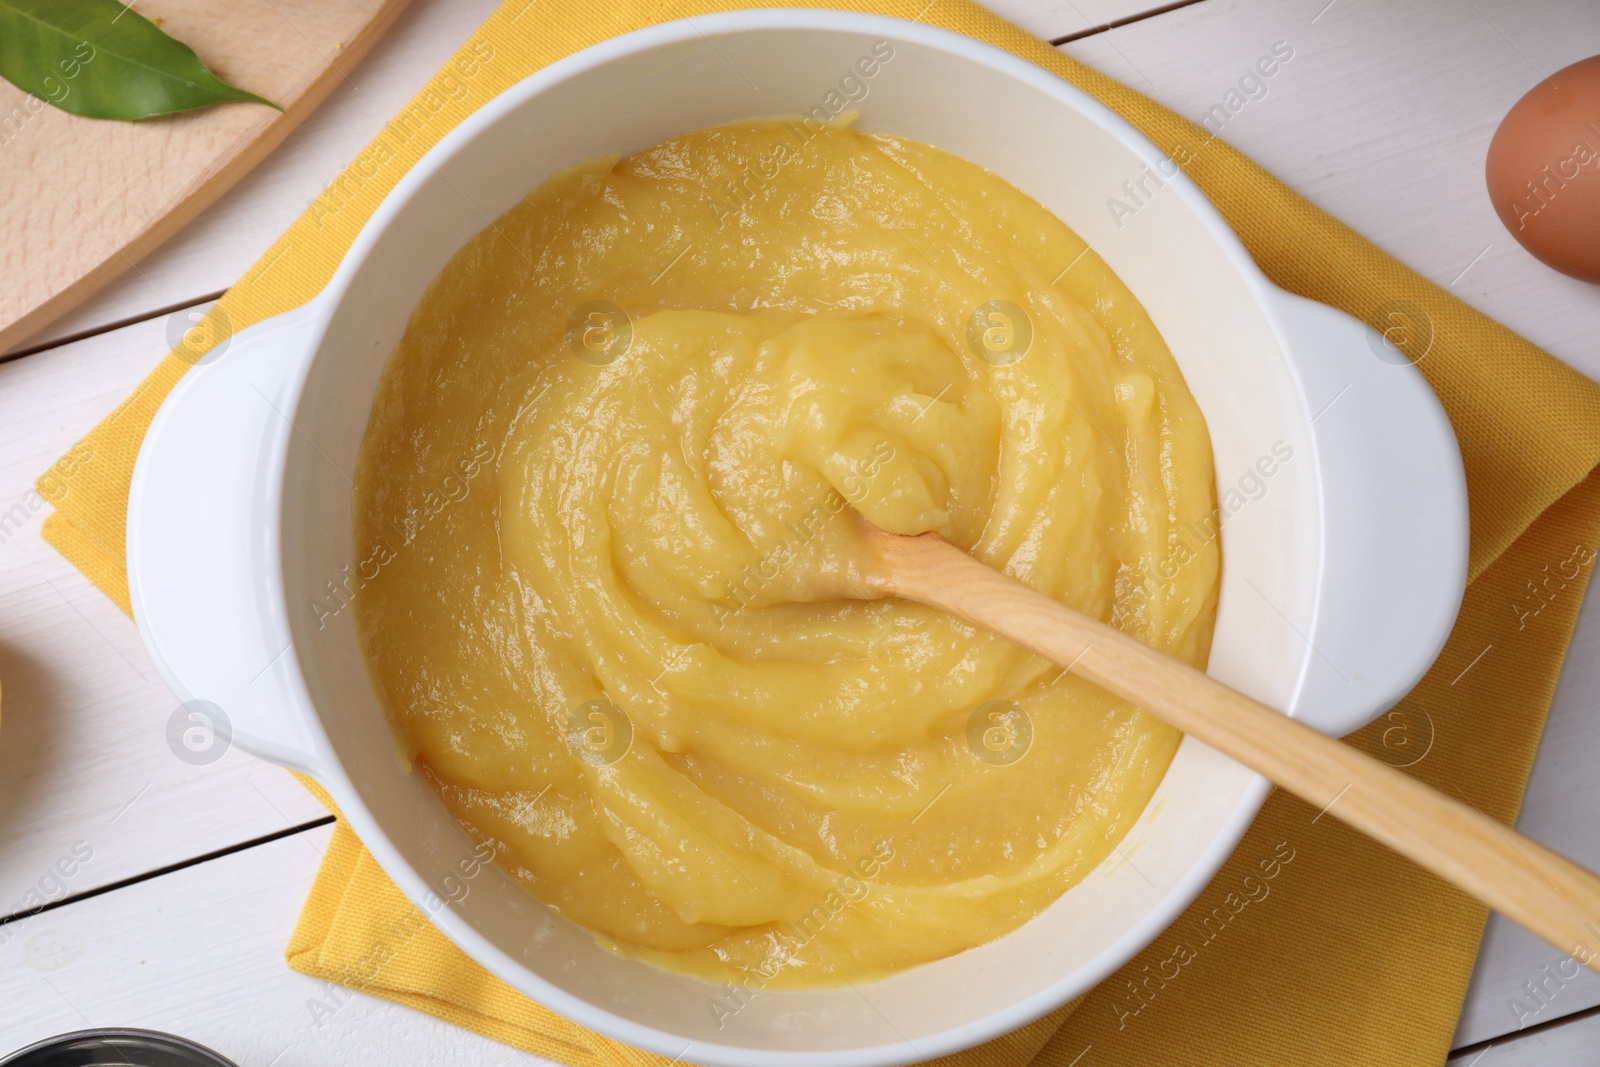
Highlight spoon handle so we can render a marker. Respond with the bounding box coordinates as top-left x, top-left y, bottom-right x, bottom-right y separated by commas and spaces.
870, 528, 1600, 974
